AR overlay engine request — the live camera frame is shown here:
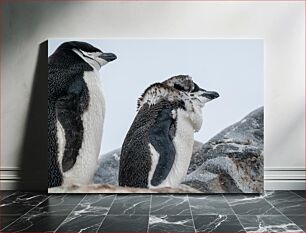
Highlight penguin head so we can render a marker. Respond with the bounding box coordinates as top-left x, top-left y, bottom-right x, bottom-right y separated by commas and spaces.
56, 41, 117, 70
163, 75, 219, 107
189, 84, 219, 107
137, 75, 219, 110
